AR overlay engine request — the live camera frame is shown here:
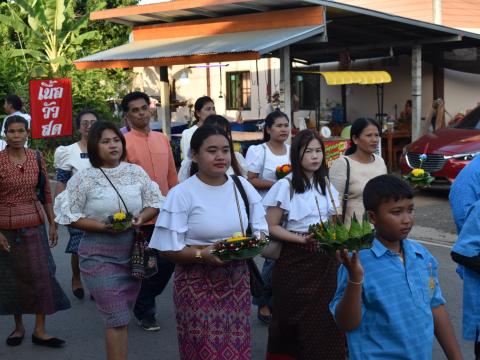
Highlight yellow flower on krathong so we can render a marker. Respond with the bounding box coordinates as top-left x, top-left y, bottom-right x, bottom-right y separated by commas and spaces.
411, 168, 425, 177
113, 212, 127, 221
